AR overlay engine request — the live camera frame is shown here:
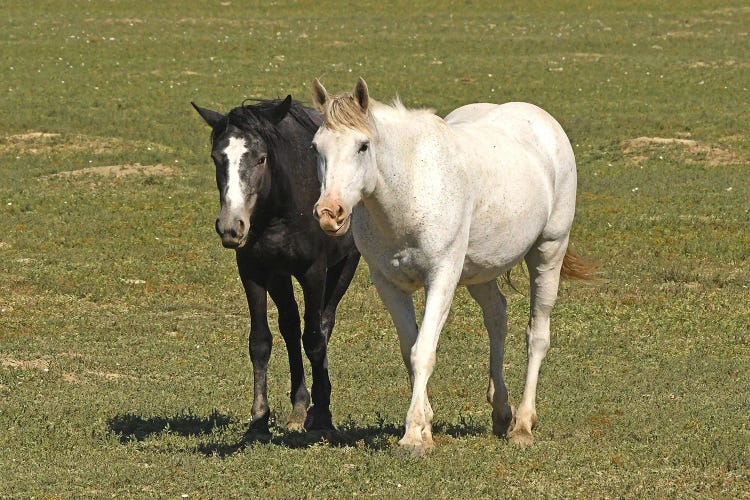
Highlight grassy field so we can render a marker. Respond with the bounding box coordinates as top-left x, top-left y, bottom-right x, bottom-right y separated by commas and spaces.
1, 0, 748, 496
